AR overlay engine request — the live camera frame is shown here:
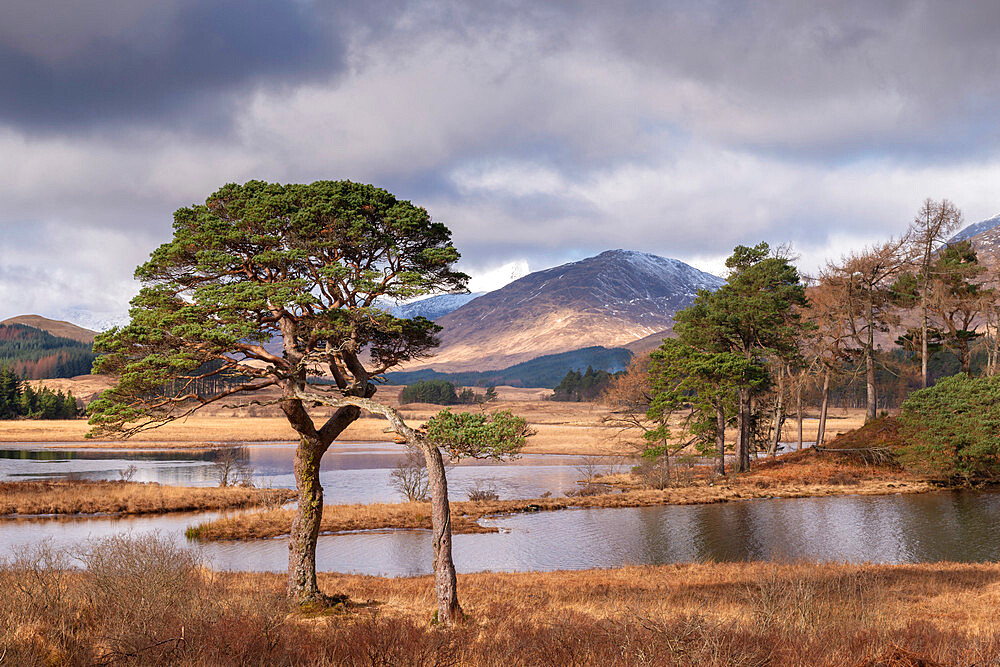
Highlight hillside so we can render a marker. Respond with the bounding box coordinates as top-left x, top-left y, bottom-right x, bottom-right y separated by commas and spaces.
0, 324, 97, 379
385, 345, 632, 388
385, 293, 483, 321
950, 213, 1000, 266
406, 249, 723, 371
0, 315, 98, 344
